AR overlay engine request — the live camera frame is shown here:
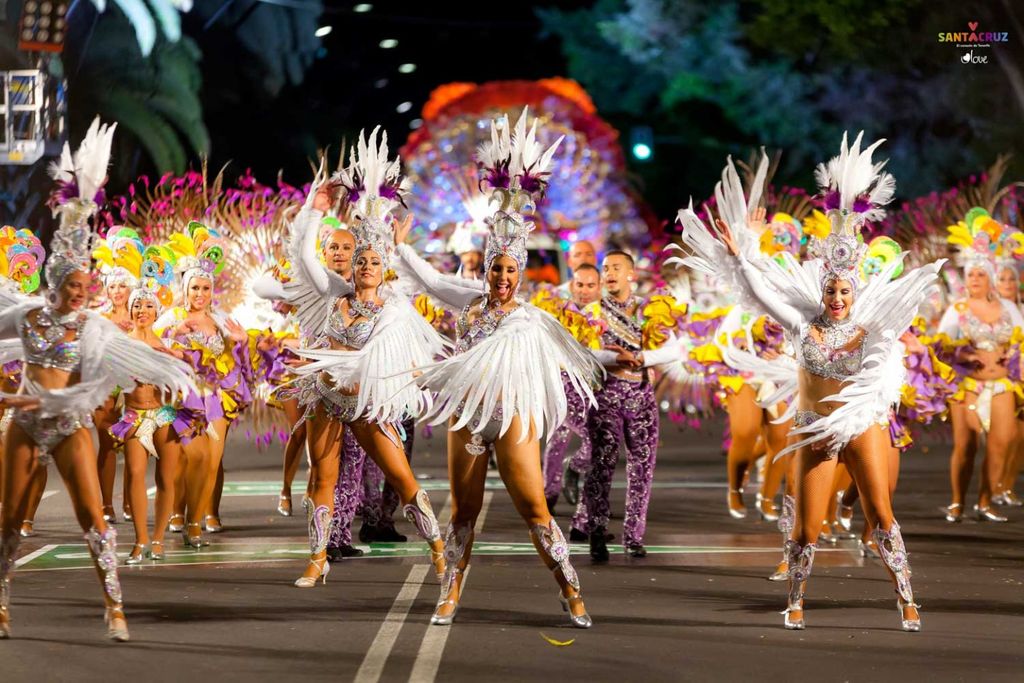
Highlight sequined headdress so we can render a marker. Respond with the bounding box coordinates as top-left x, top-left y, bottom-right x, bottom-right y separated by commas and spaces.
476, 107, 564, 275
45, 117, 117, 290
0, 226, 45, 294
946, 207, 1021, 284
333, 126, 409, 273
167, 220, 229, 299
811, 131, 896, 290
